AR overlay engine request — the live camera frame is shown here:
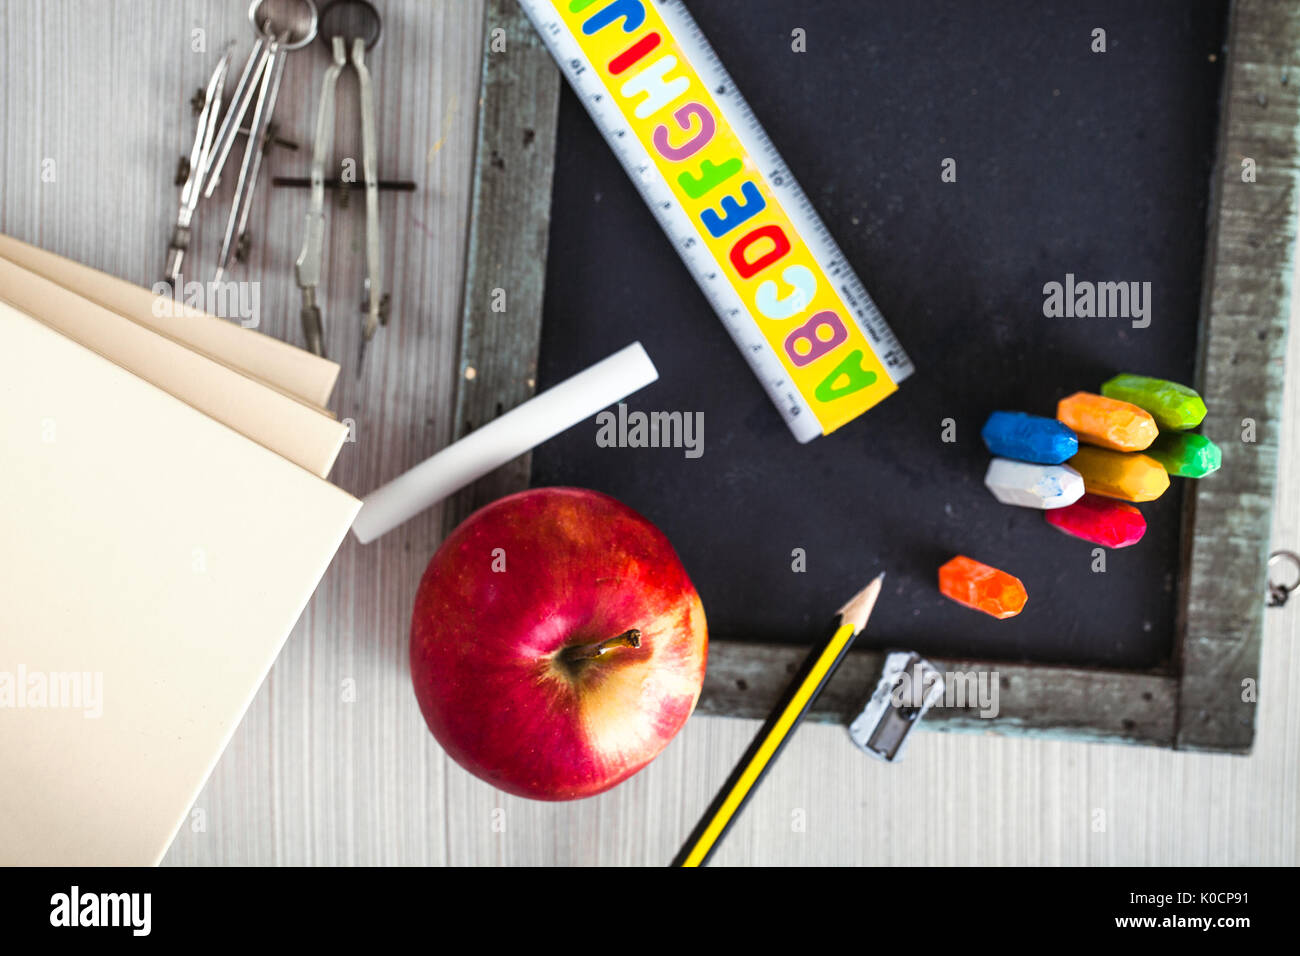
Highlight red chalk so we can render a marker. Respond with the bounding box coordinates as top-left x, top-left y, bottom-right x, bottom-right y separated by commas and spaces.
1044, 494, 1147, 548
